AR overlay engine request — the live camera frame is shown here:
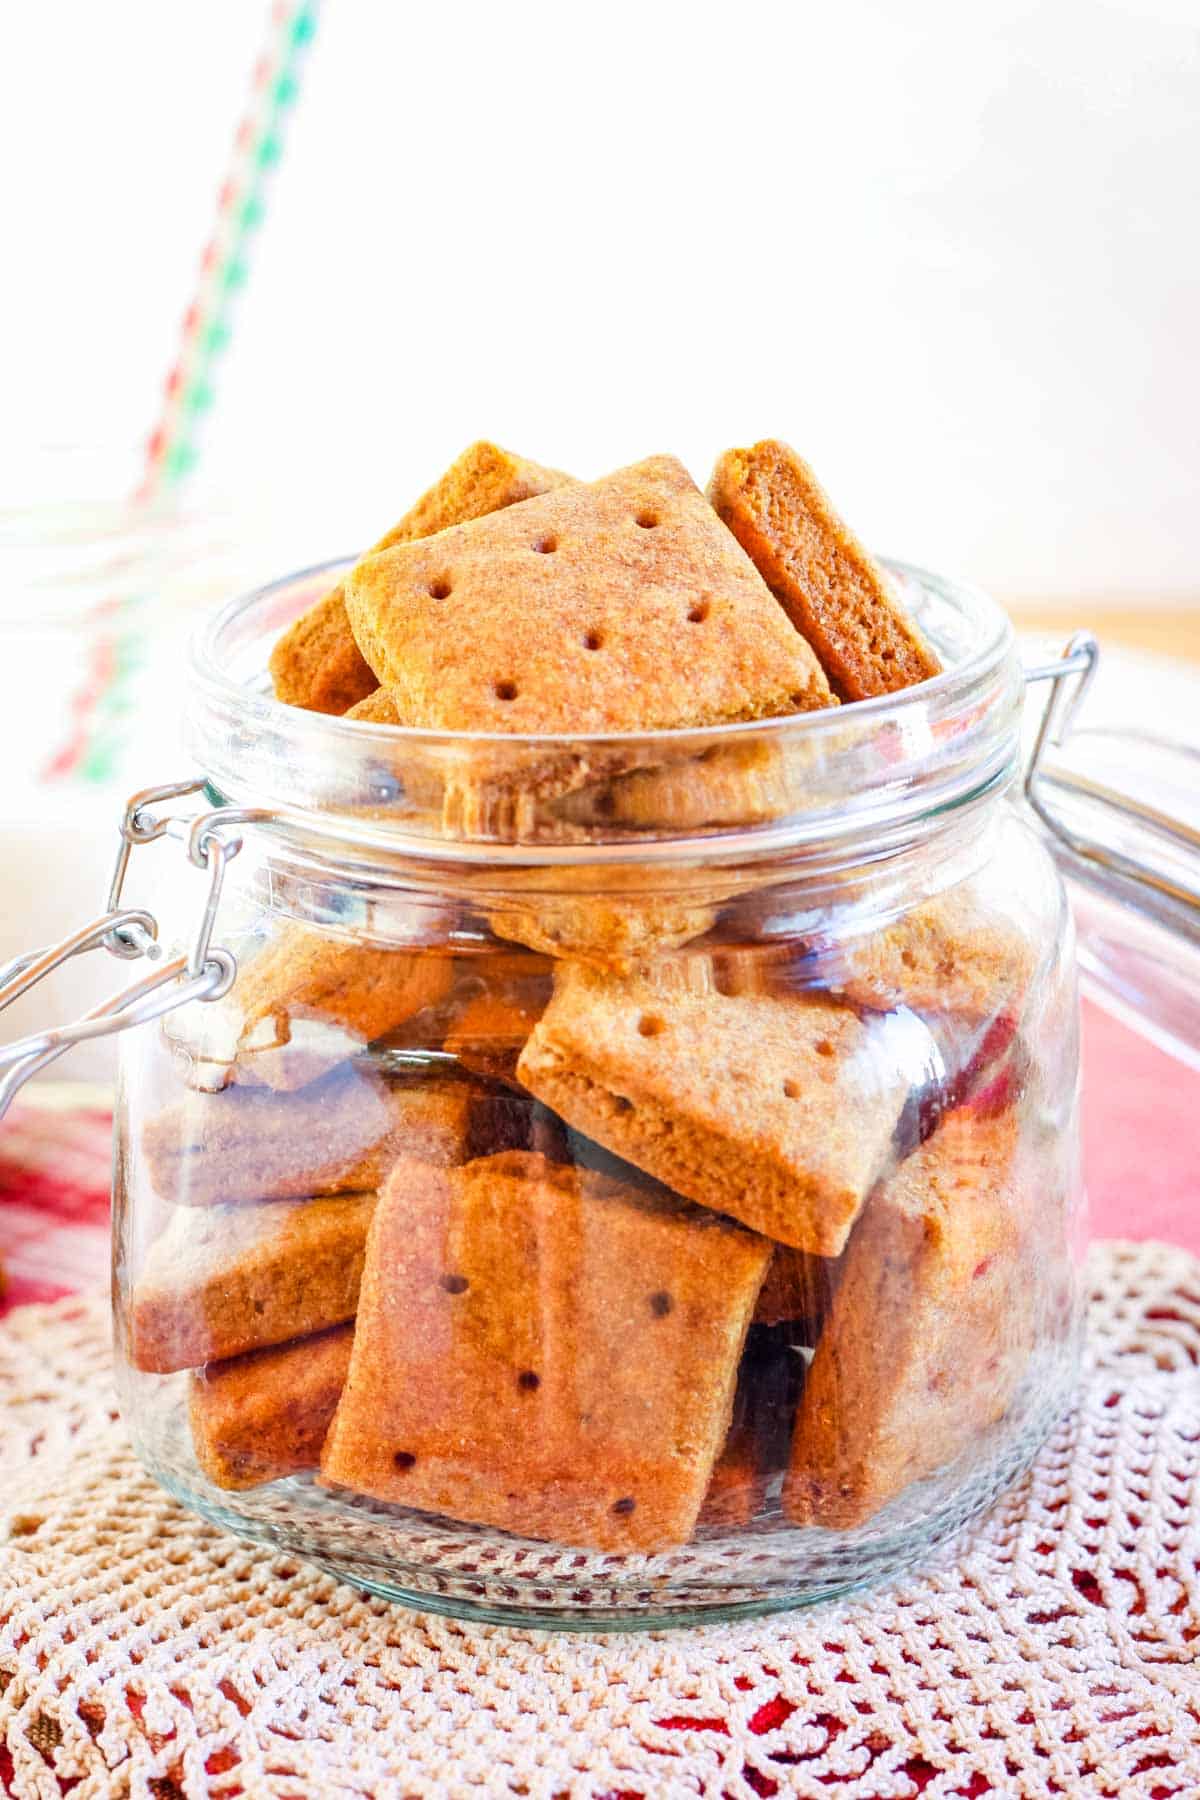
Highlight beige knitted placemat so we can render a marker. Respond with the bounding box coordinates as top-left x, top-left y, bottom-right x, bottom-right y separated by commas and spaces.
0, 1239, 1197, 1800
